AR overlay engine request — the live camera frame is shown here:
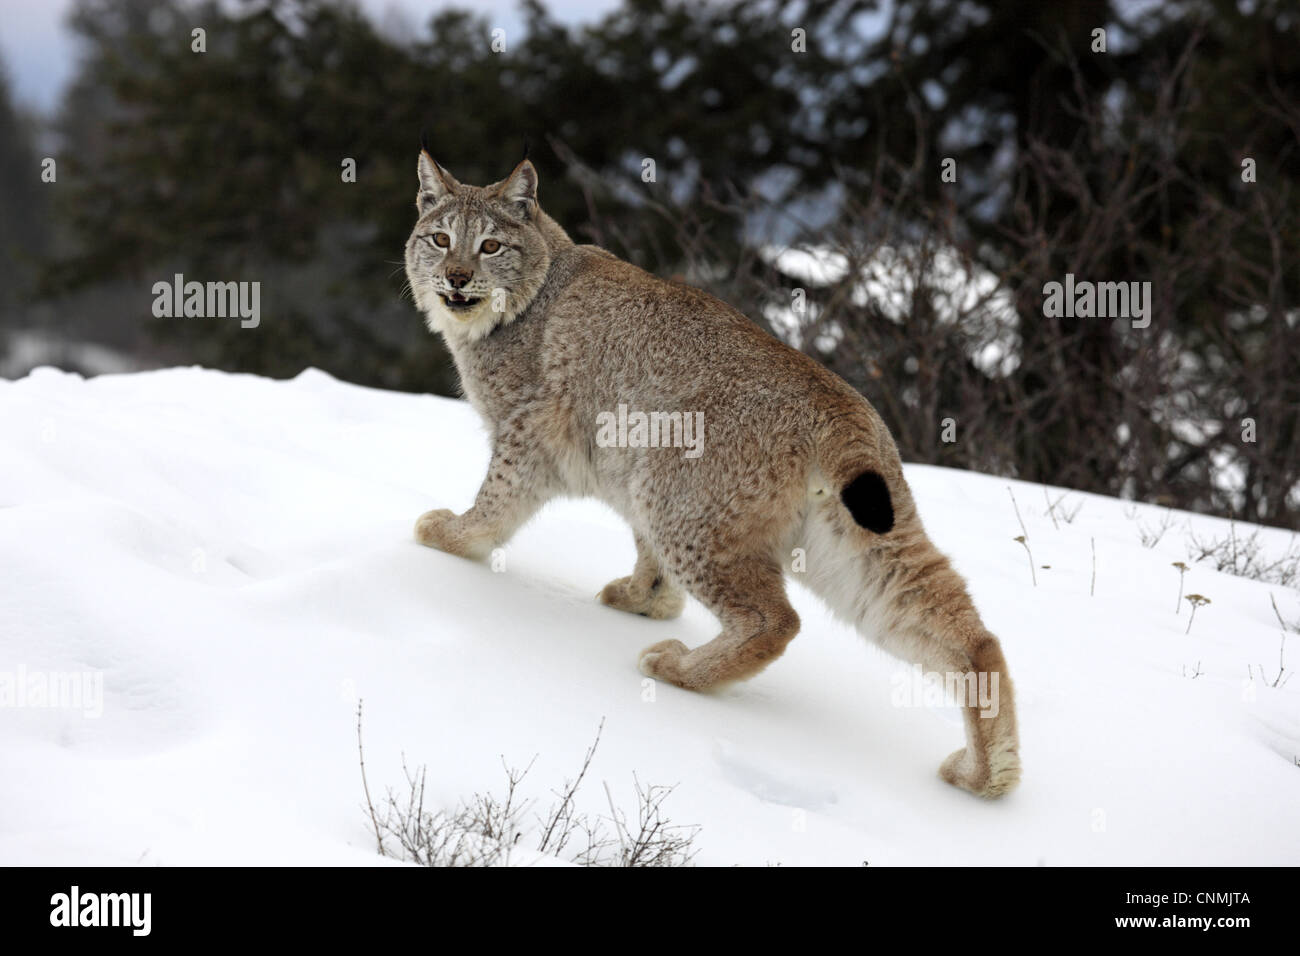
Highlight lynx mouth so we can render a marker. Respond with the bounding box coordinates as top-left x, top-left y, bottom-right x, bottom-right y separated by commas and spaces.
441, 292, 482, 312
